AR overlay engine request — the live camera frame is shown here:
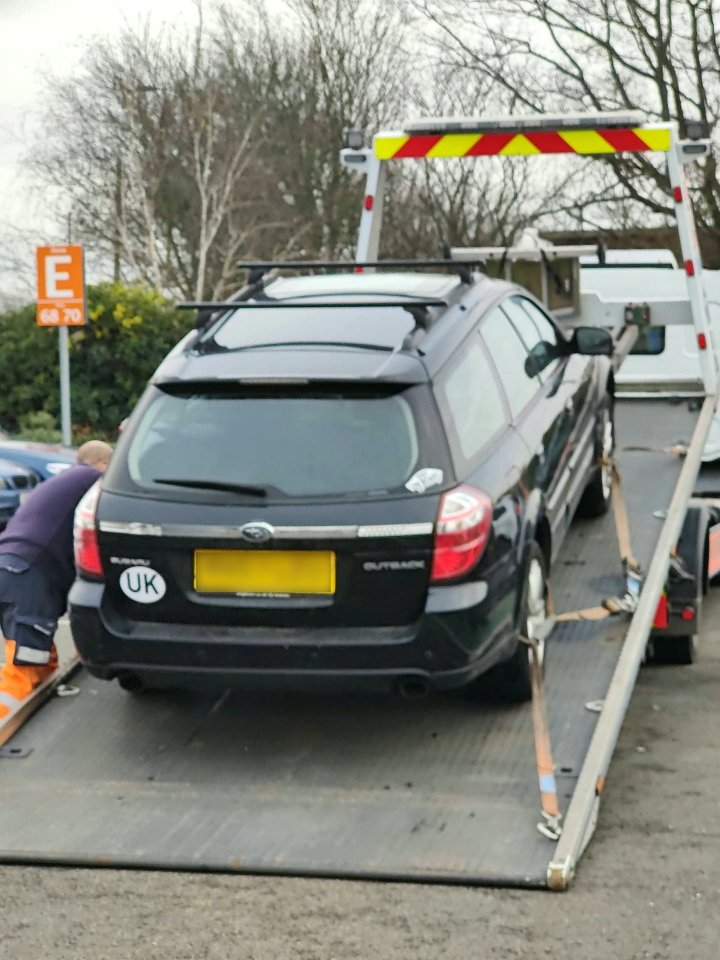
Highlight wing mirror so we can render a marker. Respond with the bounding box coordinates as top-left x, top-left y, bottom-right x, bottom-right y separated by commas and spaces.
570, 327, 614, 356
525, 341, 556, 378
